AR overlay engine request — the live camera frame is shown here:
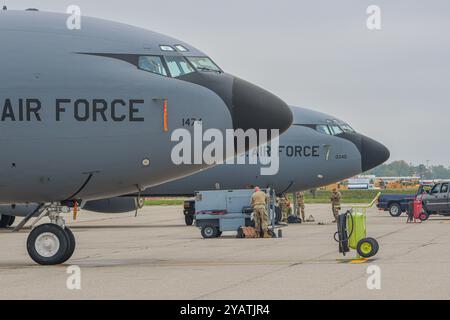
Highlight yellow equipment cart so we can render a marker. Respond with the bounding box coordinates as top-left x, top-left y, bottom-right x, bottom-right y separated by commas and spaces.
335, 193, 381, 259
